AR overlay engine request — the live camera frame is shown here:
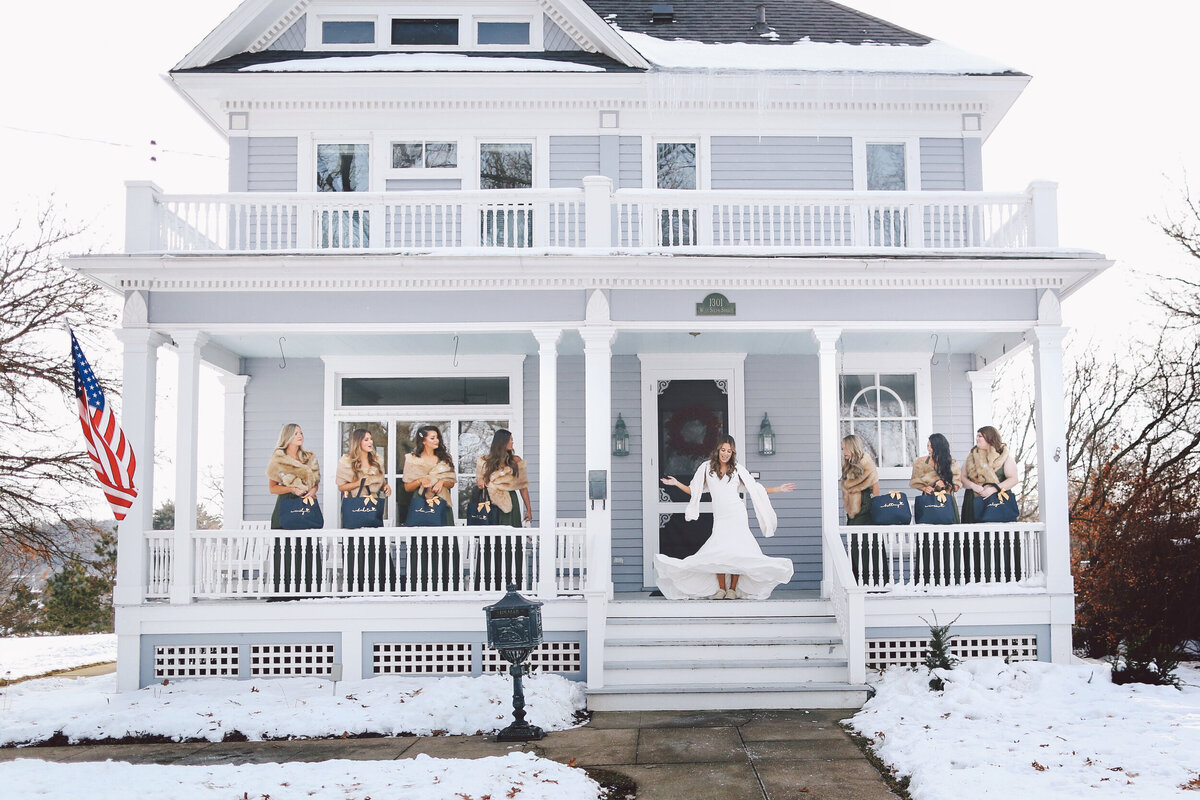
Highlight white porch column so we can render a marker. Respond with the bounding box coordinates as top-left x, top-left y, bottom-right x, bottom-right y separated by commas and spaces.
813, 327, 842, 597
581, 325, 616, 598
533, 328, 562, 599
219, 374, 250, 527
113, 328, 166, 692
1028, 324, 1074, 662
171, 331, 208, 605
966, 367, 997, 434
